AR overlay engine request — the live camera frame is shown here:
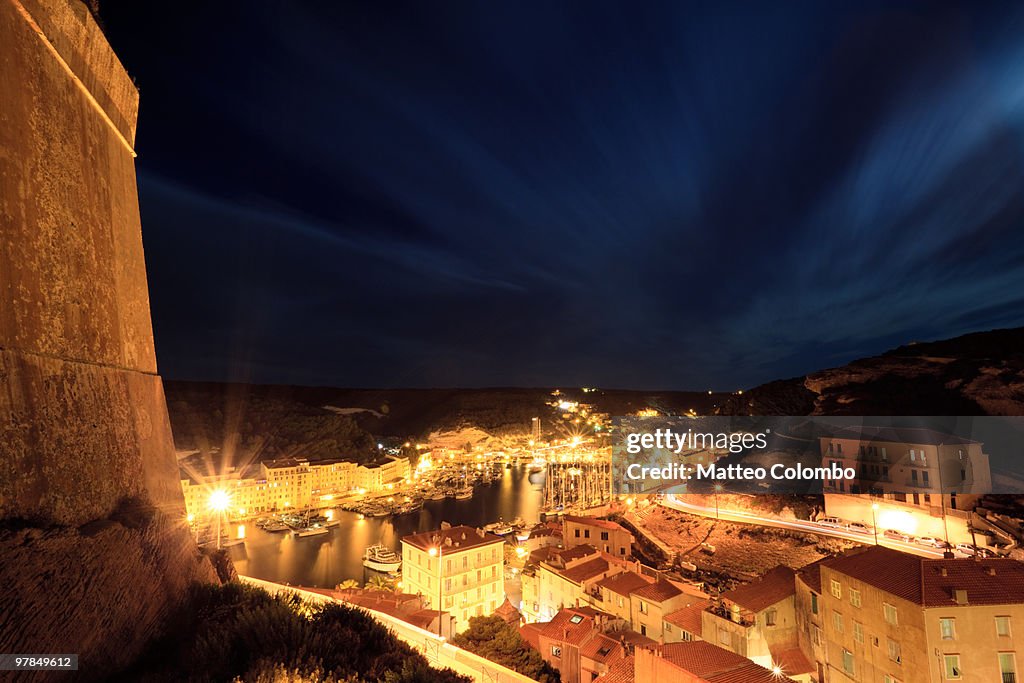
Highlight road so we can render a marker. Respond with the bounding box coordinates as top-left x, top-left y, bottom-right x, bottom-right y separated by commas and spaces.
658, 493, 951, 559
